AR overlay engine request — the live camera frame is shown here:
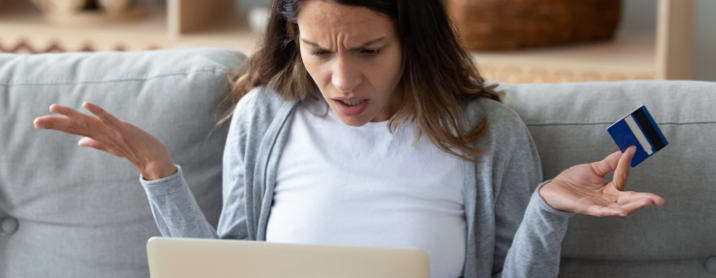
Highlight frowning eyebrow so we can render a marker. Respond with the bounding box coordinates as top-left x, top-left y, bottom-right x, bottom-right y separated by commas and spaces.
300, 37, 386, 51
